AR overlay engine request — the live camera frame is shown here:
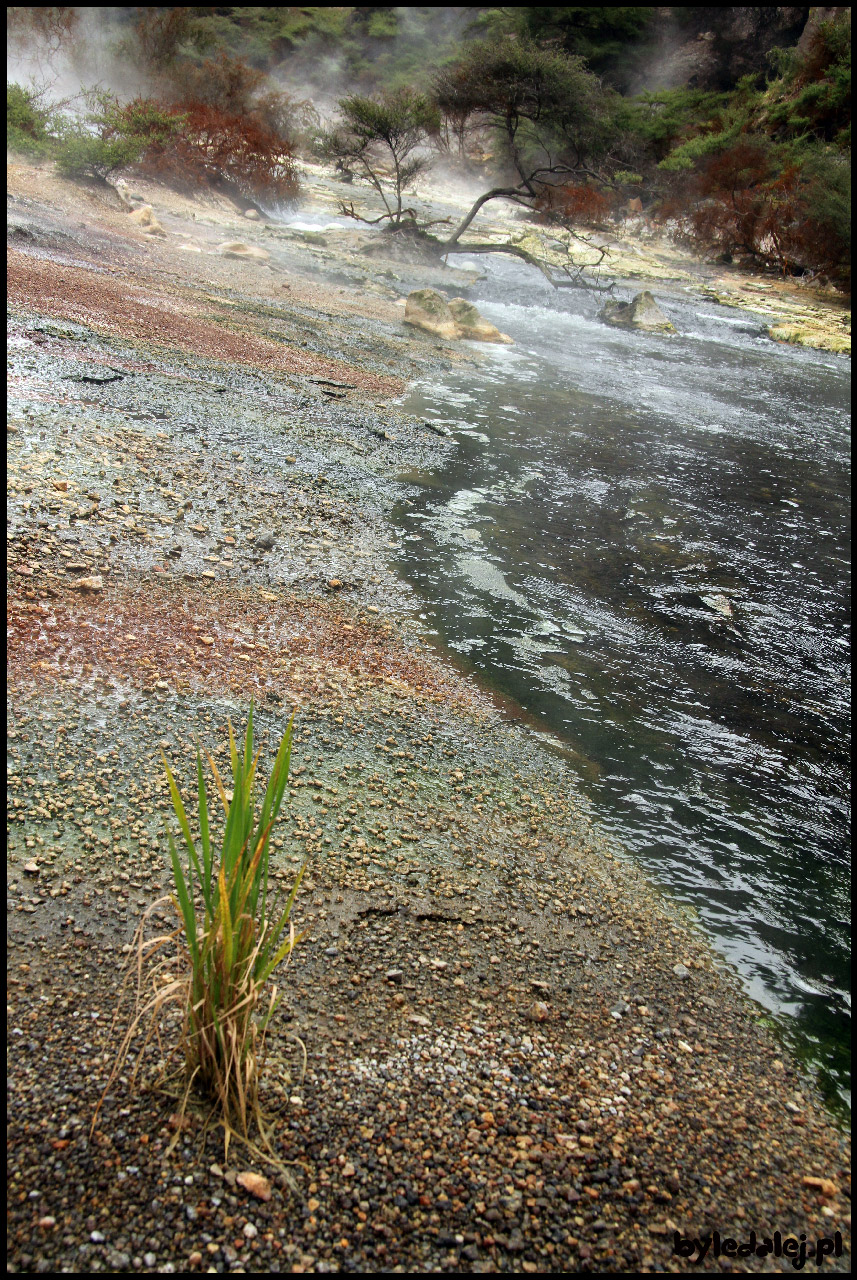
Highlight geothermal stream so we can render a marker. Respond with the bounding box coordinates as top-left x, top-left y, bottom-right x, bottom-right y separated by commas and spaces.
391, 257, 850, 1111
